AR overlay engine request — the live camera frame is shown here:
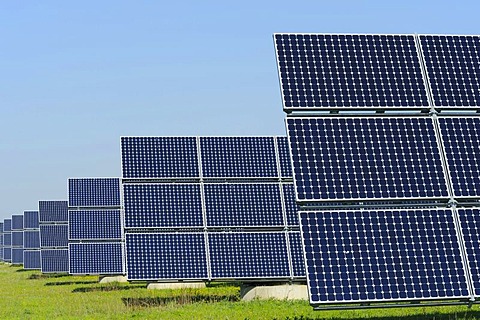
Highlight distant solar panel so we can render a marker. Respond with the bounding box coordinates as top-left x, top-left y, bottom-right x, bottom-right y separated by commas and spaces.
126, 233, 208, 280
69, 210, 122, 240
69, 178, 120, 207
3, 247, 11, 261
123, 184, 203, 228
457, 208, 480, 296
39, 201, 68, 223
23, 211, 39, 229
11, 231, 23, 247
274, 34, 429, 110
3, 233, 11, 246
69, 243, 124, 275
40, 225, 68, 248
0, 222, 3, 233
200, 137, 278, 178
420, 35, 480, 108
287, 117, 448, 202
282, 183, 300, 226
24, 250, 41, 270
24, 230, 40, 249
41, 249, 69, 273
300, 209, 469, 304
121, 137, 200, 179
204, 183, 284, 227
209, 232, 290, 278
4, 219, 11, 232
288, 231, 306, 277
438, 117, 480, 198
11, 215, 23, 231
277, 136, 293, 178
12, 248, 24, 264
